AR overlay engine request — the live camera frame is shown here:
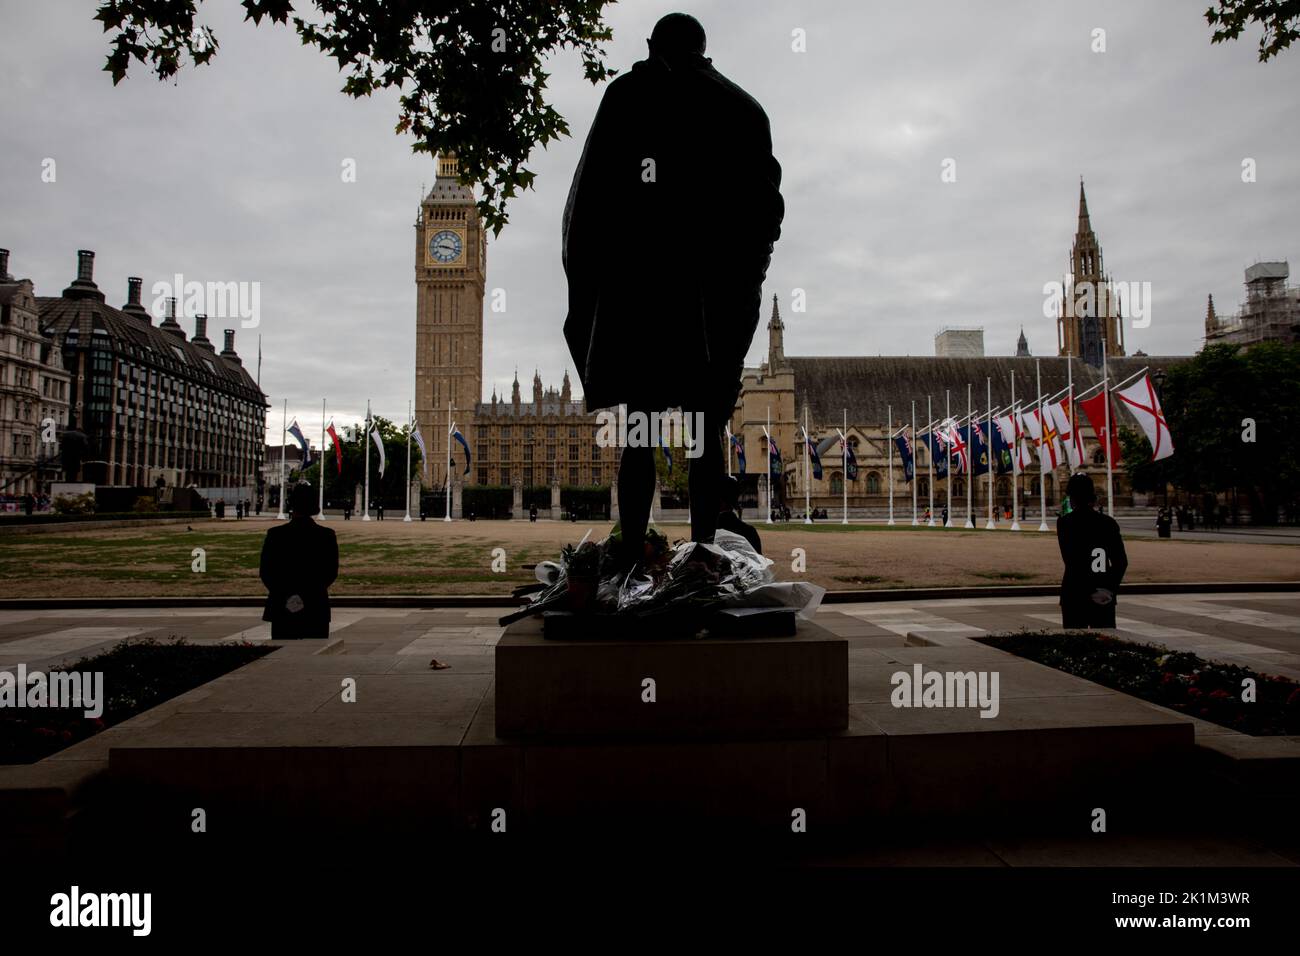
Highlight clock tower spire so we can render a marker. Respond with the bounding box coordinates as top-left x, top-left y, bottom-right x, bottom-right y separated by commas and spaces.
415, 153, 486, 486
